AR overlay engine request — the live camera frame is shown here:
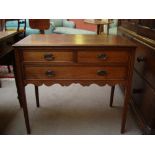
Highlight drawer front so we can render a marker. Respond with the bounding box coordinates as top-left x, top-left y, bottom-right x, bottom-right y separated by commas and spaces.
23, 50, 73, 62
25, 66, 127, 80
133, 40, 155, 89
77, 50, 129, 63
